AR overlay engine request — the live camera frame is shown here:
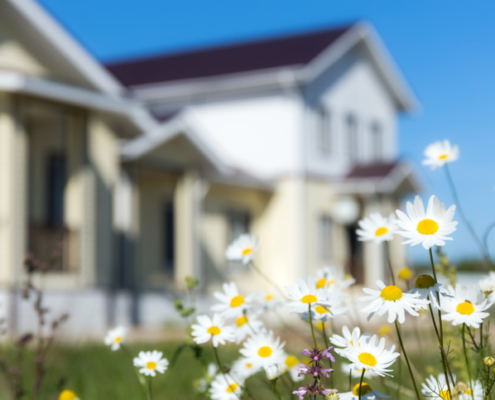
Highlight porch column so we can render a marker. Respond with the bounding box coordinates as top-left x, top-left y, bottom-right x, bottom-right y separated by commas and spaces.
174, 170, 203, 288
0, 94, 28, 288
